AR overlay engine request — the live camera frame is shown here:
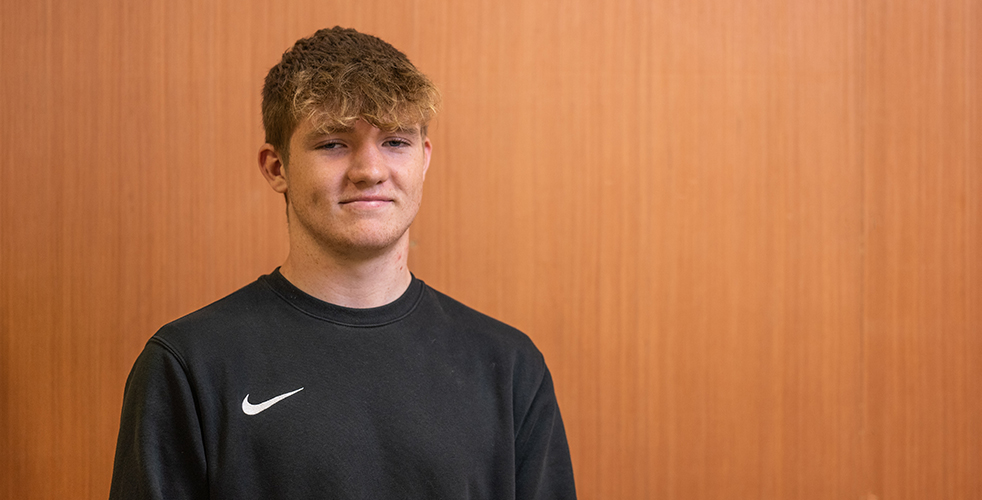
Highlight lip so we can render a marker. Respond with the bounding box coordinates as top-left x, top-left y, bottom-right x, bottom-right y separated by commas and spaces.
340, 196, 393, 204
339, 196, 394, 209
